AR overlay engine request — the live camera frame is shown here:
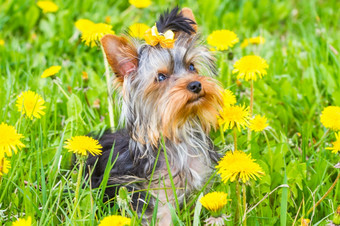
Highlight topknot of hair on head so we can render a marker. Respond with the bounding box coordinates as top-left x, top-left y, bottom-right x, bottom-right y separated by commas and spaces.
156, 6, 196, 35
